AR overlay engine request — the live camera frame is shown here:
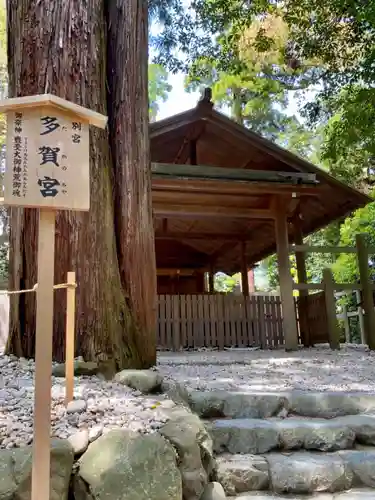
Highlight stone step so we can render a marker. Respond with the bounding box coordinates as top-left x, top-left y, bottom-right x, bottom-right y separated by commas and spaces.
208, 415, 375, 454
233, 490, 375, 499
217, 449, 375, 496
189, 390, 375, 420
